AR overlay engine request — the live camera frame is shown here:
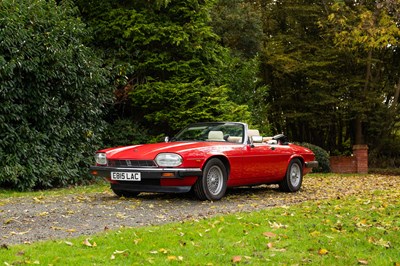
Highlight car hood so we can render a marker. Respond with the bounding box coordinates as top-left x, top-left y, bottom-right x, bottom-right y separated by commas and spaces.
100, 142, 218, 160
